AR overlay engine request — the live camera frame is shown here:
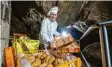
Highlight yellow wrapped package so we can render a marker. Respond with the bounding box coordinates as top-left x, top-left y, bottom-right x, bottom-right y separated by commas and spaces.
12, 36, 40, 54
12, 39, 24, 54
